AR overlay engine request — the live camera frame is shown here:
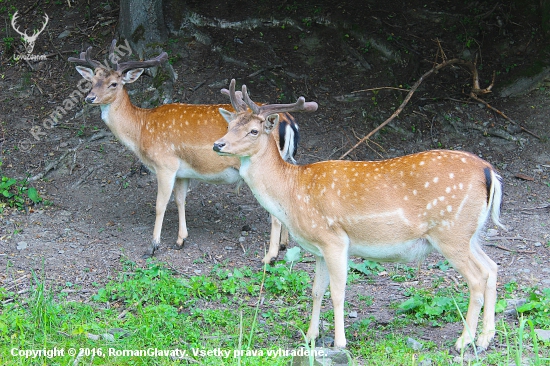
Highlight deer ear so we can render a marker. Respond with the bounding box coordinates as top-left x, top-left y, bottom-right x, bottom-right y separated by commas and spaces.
121, 68, 145, 84
219, 108, 235, 124
75, 66, 94, 81
264, 114, 279, 134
